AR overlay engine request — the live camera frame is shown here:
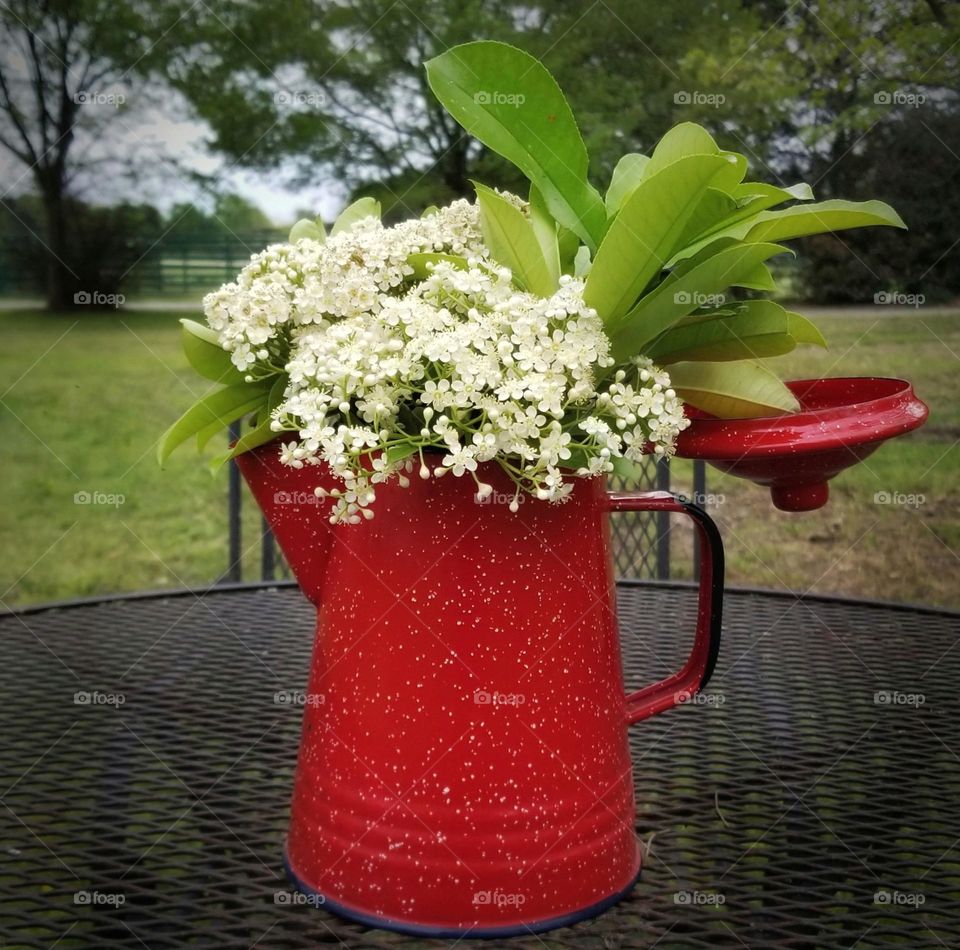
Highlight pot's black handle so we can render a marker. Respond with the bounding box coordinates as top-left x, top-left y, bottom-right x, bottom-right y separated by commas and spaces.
604, 491, 724, 724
